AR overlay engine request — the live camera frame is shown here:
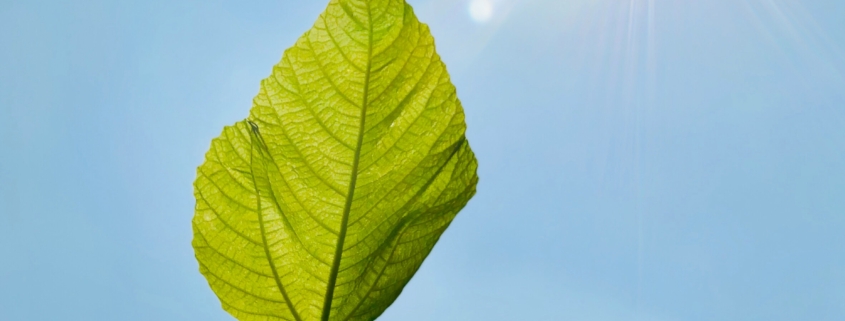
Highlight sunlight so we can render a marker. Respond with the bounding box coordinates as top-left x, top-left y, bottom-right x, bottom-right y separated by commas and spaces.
469, 0, 494, 23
